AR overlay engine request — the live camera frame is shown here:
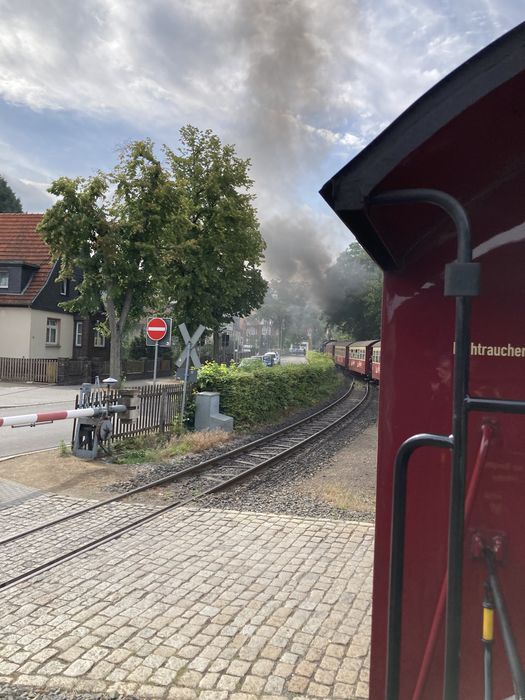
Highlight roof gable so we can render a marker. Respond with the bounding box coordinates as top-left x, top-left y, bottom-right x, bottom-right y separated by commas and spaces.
0, 213, 52, 305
